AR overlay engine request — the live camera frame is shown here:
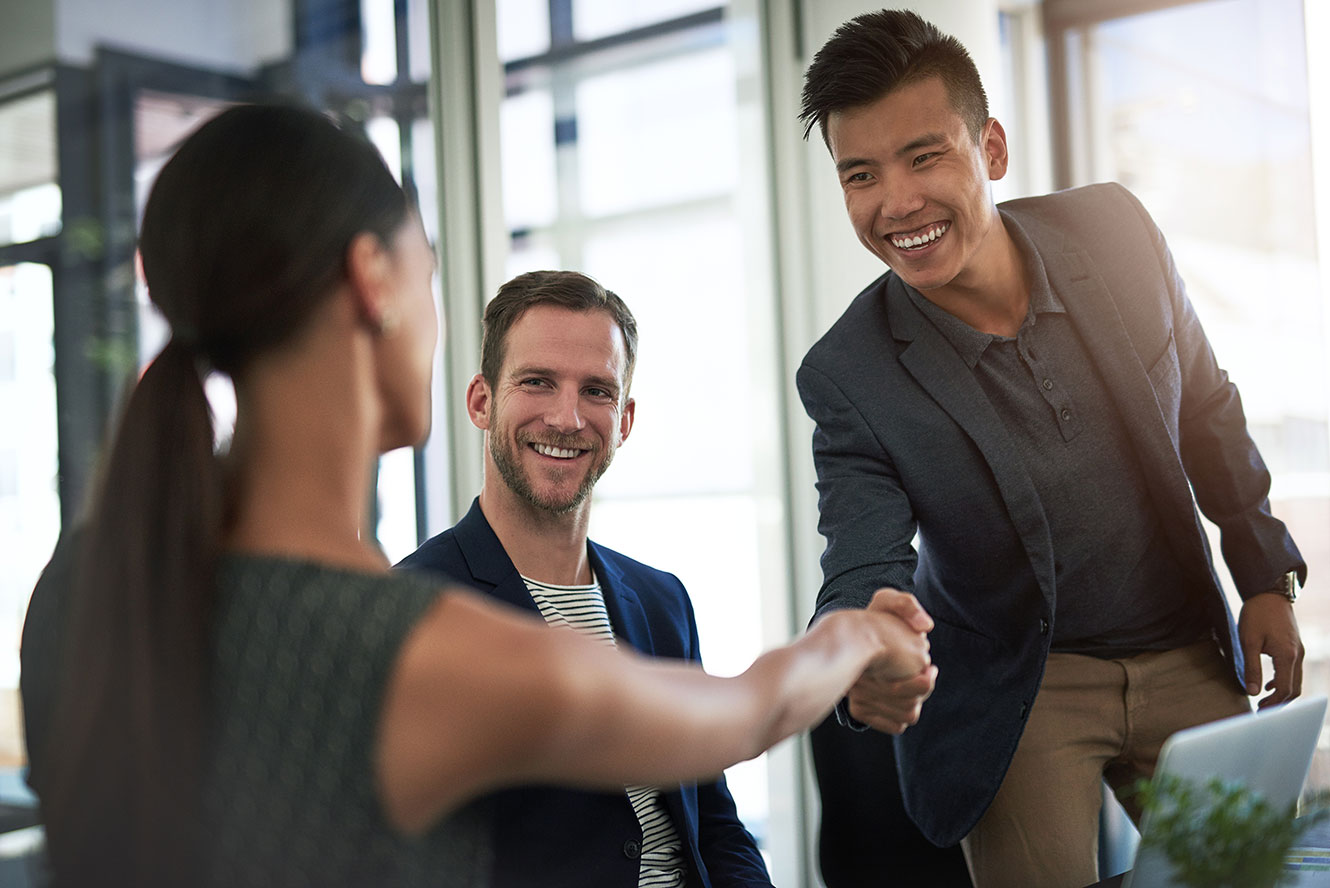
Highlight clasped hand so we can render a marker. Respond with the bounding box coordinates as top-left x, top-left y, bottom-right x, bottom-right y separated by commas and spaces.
848, 588, 938, 735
